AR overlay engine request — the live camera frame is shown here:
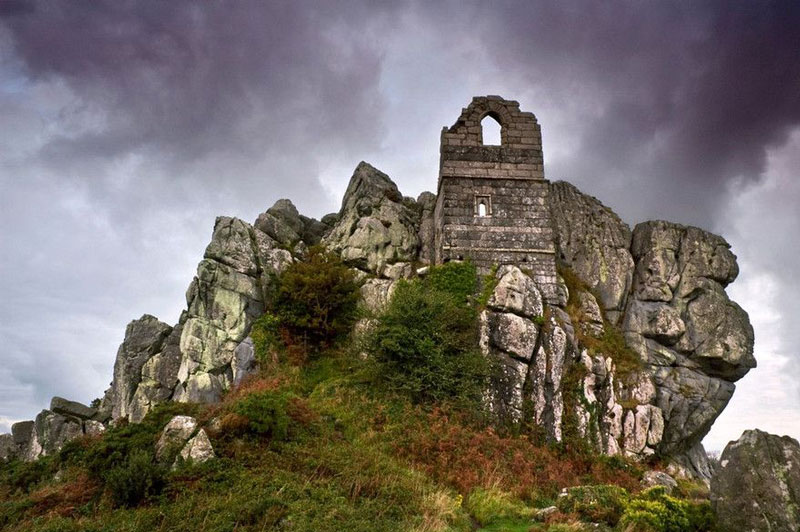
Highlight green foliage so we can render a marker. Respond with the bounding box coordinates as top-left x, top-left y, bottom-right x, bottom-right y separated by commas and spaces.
466, 486, 534, 526
59, 402, 198, 480
269, 245, 361, 349
234, 390, 298, 440
618, 486, 714, 532
368, 277, 489, 405
426, 260, 478, 303
0, 455, 56, 495
250, 312, 282, 363
477, 263, 499, 307
104, 449, 165, 508
556, 484, 629, 526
